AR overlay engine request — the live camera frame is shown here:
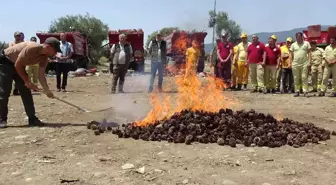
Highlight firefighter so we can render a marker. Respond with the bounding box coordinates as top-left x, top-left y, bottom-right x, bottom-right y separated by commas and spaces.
234, 33, 250, 91
319, 37, 336, 97
8, 31, 23, 96
148, 31, 167, 93
290, 32, 311, 97
110, 34, 133, 93
263, 35, 281, 93
247, 35, 266, 93
231, 44, 238, 90
0, 37, 58, 128
309, 40, 324, 92
26, 37, 39, 89
216, 30, 233, 90
280, 37, 294, 93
